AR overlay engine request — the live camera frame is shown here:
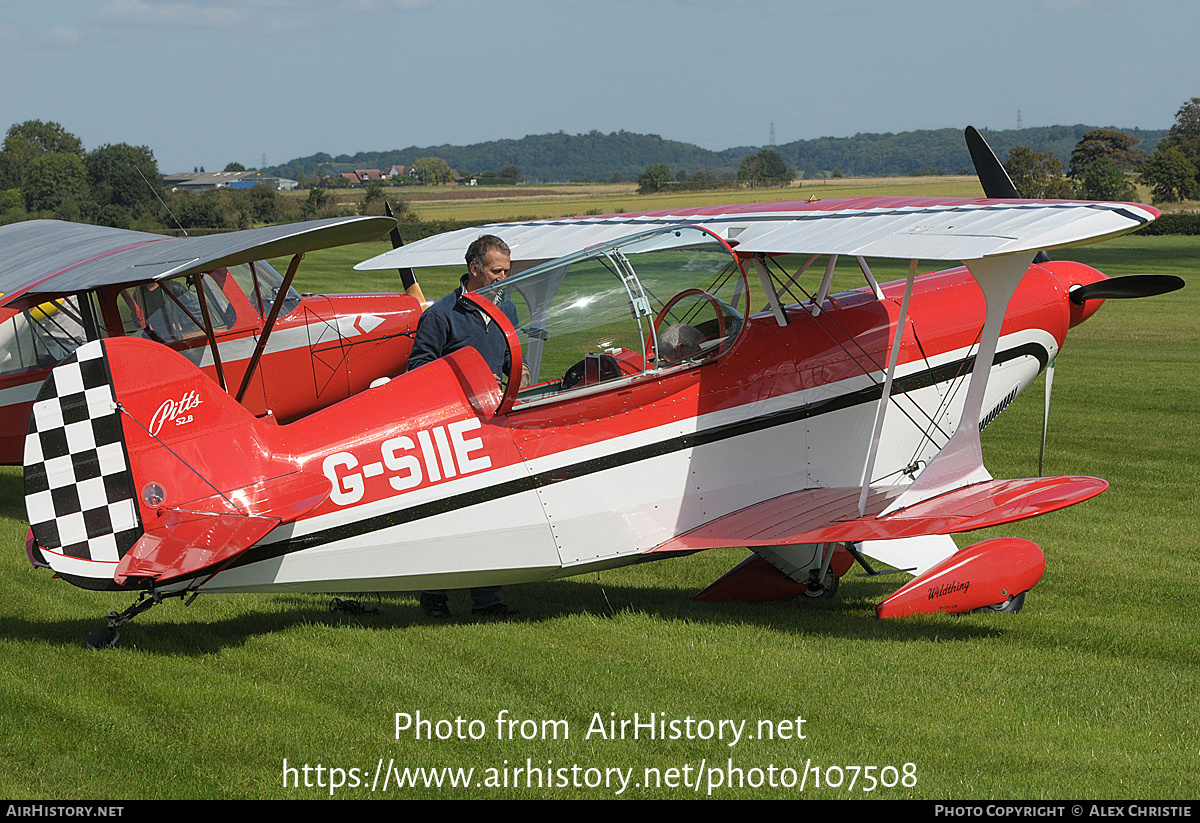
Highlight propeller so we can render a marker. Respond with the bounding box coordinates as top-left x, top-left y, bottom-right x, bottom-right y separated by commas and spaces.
1069, 274, 1185, 304
965, 126, 1051, 264
1039, 275, 1182, 475
385, 201, 426, 306
965, 126, 1021, 200
965, 127, 1188, 474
